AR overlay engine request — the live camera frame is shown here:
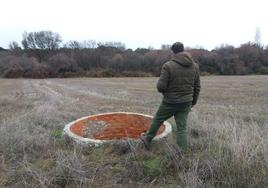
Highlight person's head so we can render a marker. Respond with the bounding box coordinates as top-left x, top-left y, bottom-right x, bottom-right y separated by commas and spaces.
171, 42, 184, 54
